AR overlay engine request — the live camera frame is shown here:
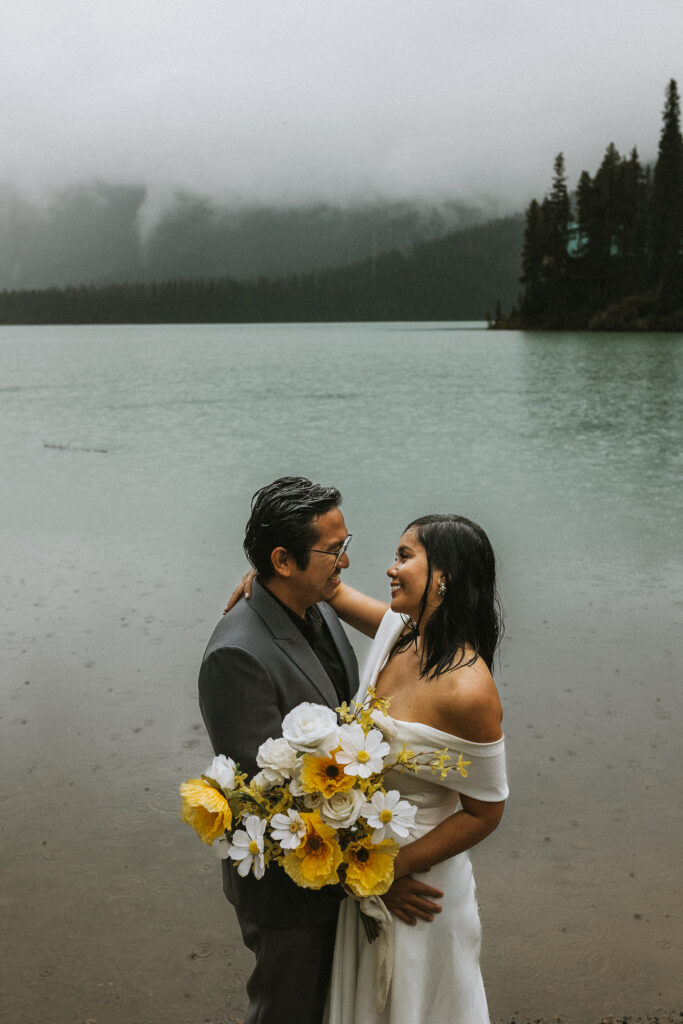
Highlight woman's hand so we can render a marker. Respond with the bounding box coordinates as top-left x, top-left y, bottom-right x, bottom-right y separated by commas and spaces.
224, 569, 257, 614
381, 847, 443, 925
383, 875, 443, 926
